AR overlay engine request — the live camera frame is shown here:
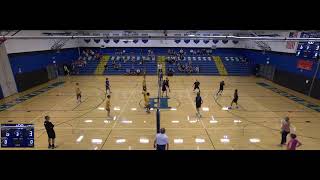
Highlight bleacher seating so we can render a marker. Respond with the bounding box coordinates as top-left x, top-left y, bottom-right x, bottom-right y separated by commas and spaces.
71, 48, 252, 76
104, 55, 157, 75
221, 56, 251, 76
165, 56, 219, 75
